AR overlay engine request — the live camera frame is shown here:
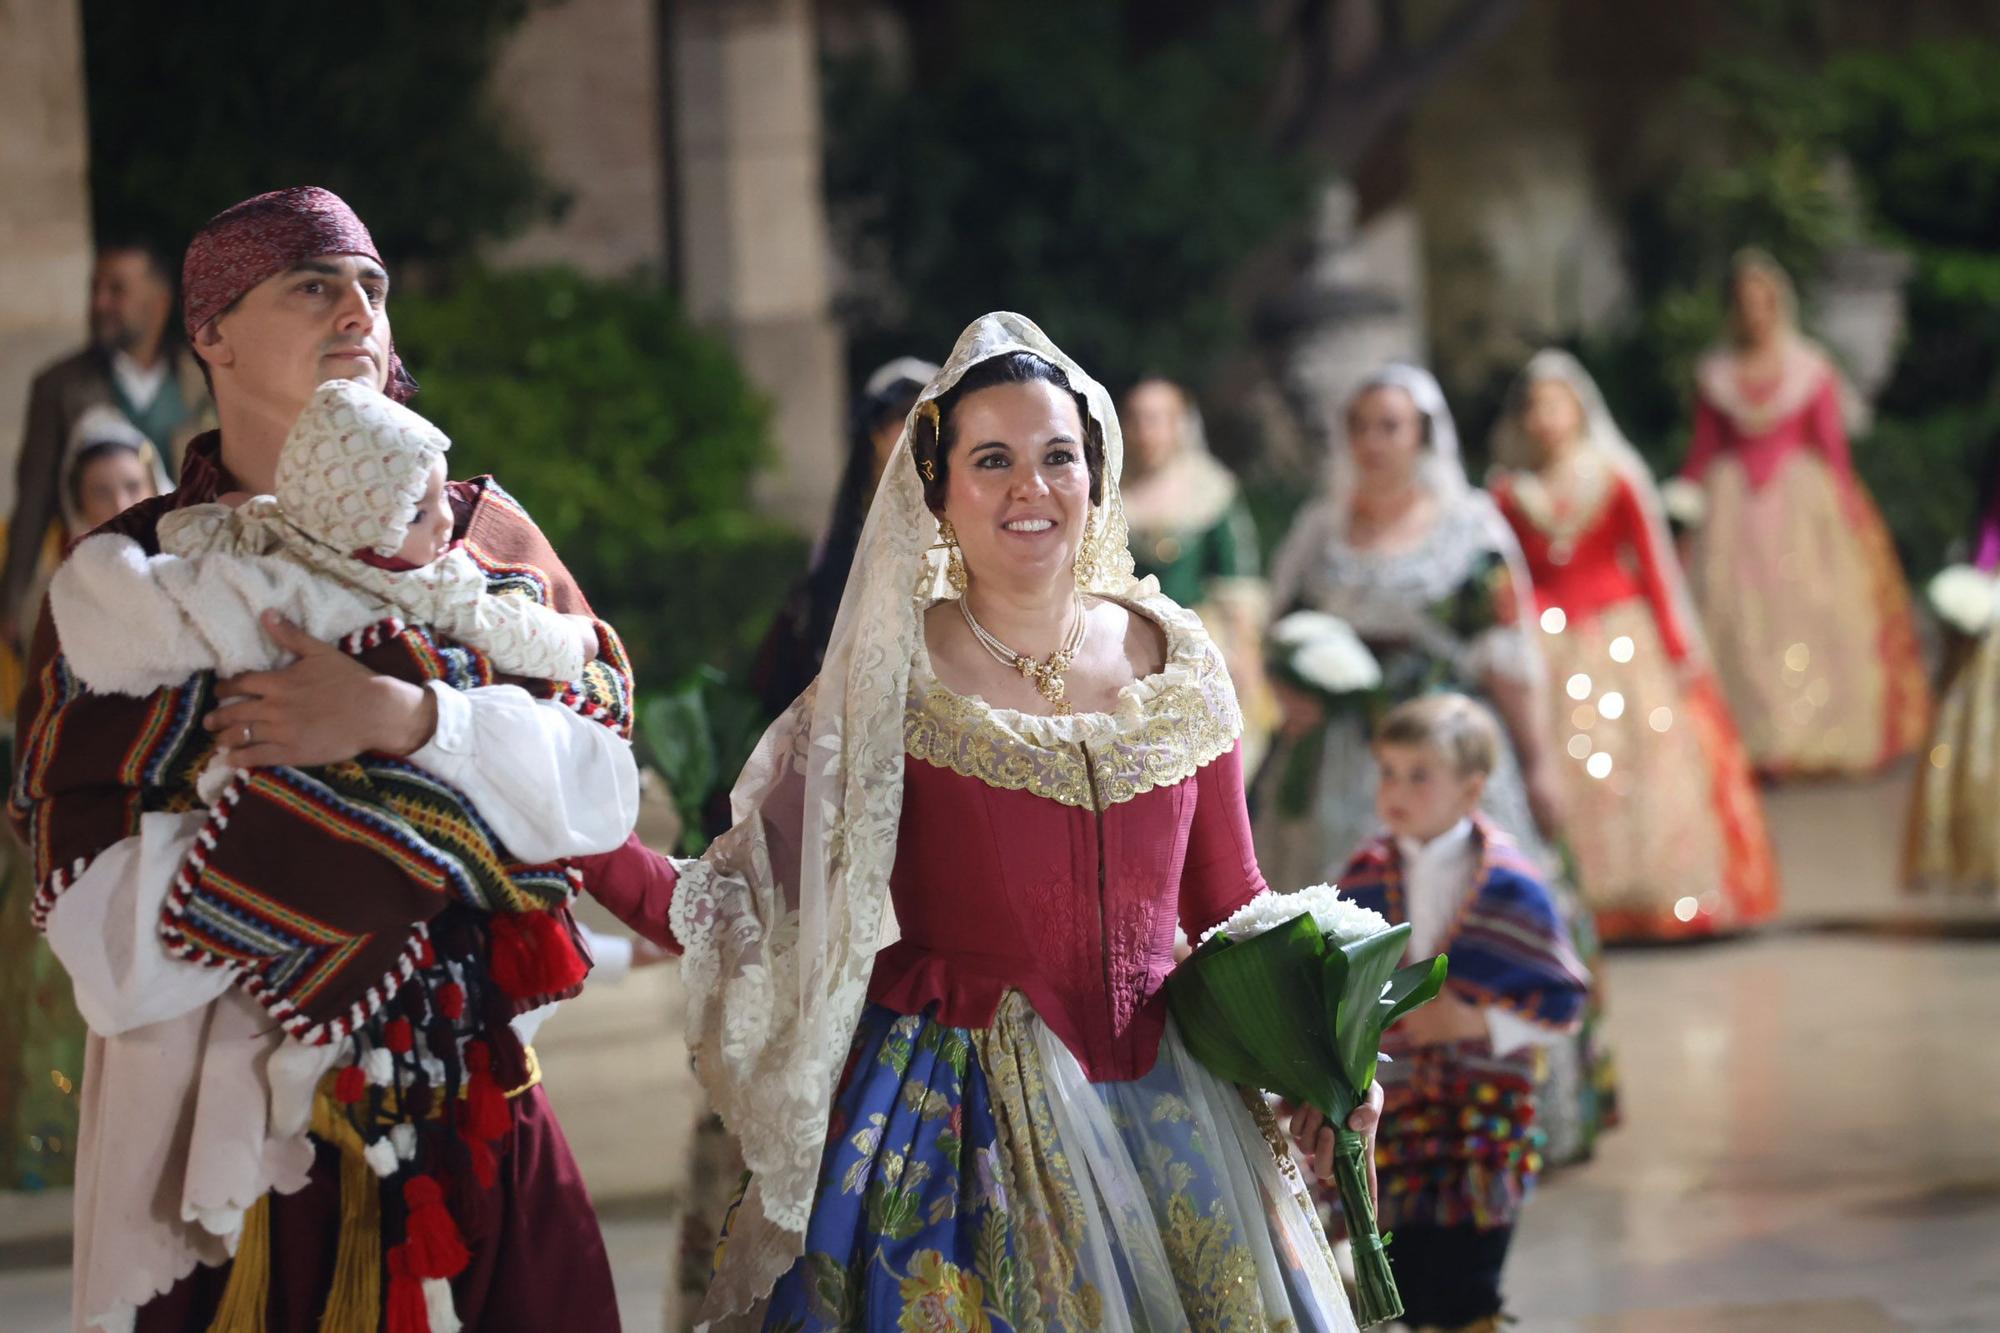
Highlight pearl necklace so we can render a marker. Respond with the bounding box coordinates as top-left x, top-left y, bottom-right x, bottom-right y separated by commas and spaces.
959, 591, 1089, 715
